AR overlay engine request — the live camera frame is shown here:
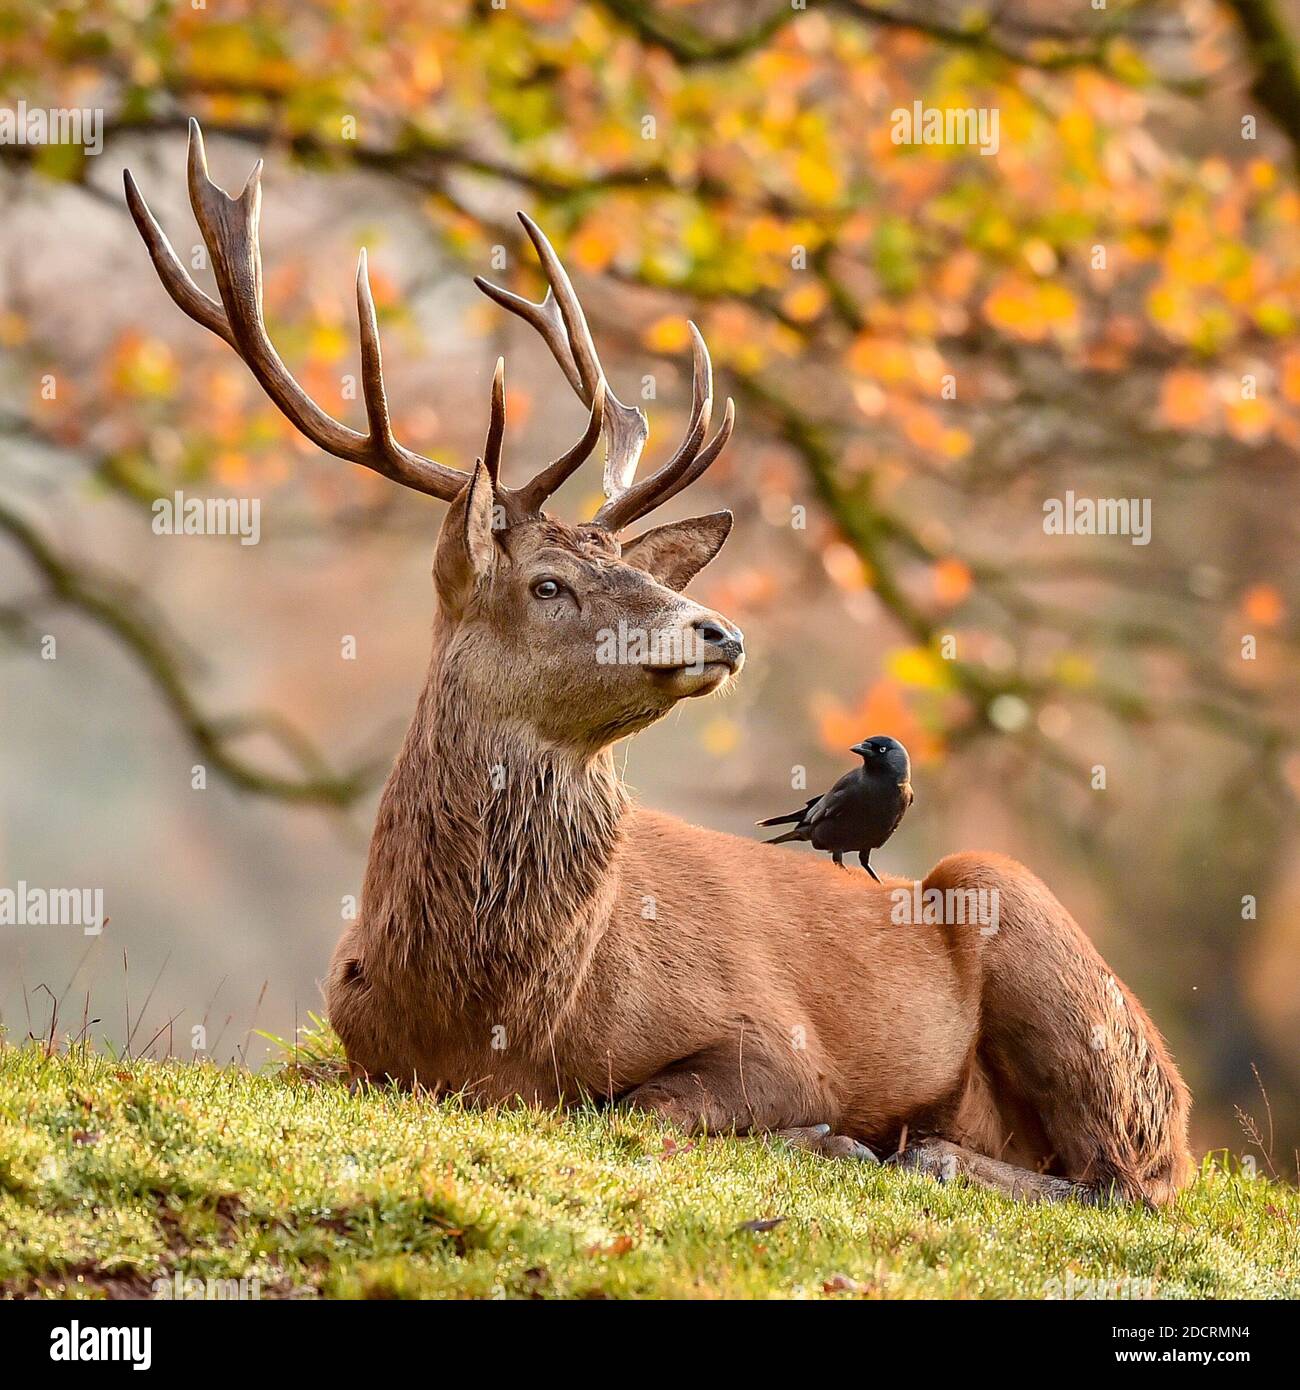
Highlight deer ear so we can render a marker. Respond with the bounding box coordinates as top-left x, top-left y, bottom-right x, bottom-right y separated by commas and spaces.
620, 510, 732, 592
434, 461, 501, 612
